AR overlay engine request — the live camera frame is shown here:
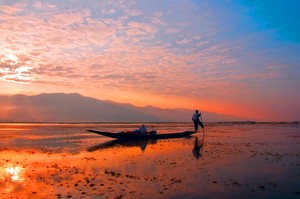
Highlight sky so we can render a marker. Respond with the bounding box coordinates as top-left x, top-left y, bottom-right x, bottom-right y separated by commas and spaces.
0, 0, 300, 121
